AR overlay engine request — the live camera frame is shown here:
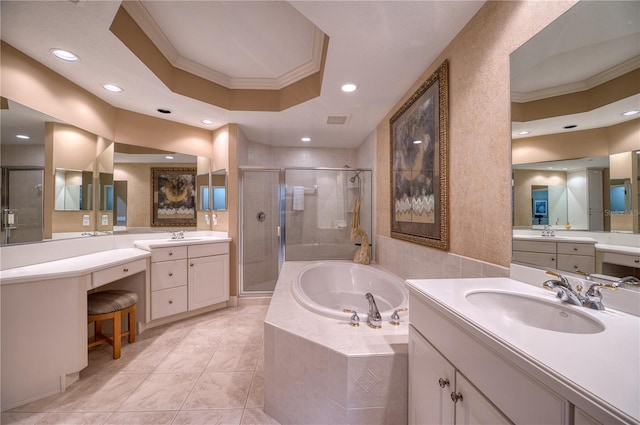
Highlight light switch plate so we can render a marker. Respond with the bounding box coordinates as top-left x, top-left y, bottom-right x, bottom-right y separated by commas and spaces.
82, 215, 90, 226
101, 214, 108, 225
